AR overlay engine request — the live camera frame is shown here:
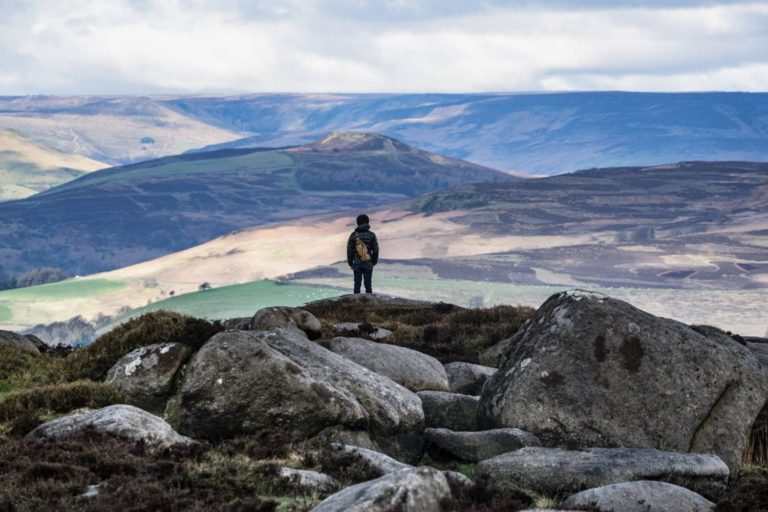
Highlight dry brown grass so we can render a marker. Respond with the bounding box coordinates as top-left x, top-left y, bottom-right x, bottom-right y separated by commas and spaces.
745, 404, 768, 466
